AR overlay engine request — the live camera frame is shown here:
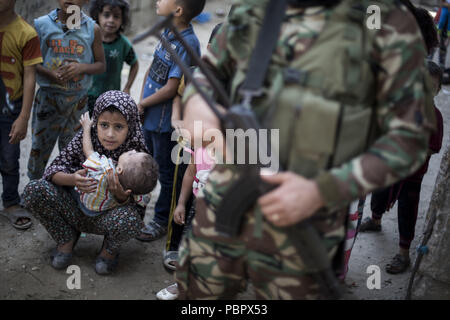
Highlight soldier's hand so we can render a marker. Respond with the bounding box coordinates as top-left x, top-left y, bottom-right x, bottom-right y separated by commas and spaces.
258, 172, 325, 227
